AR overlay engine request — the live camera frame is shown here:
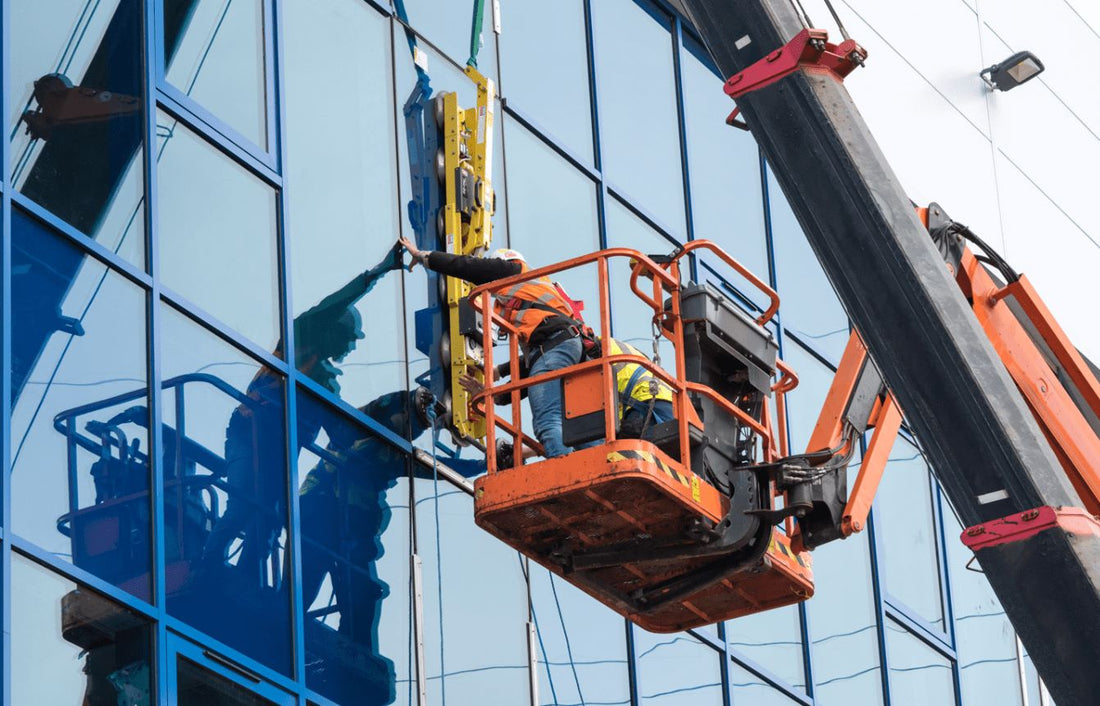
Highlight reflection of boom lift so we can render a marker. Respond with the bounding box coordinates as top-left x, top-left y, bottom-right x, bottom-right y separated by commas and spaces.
21, 73, 141, 141
467, 204, 1100, 638
52, 375, 390, 692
